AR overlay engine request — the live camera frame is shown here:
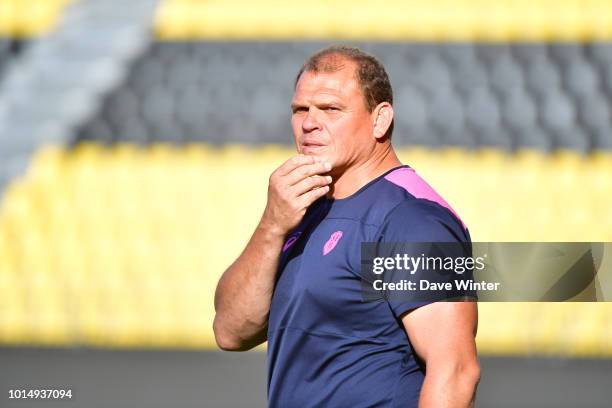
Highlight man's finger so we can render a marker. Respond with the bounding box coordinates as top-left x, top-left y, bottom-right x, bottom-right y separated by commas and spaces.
286, 161, 332, 186
298, 184, 330, 207
277, 155, 318, 176
292, 175, 333, 197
